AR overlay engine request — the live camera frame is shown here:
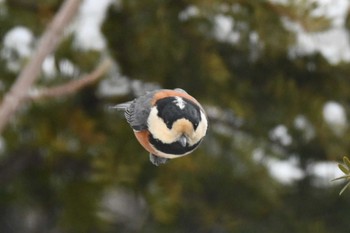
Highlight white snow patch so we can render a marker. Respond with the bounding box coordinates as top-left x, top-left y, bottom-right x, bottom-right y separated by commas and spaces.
266, 156, 304, 184
42, 56, 57, 78
1, 26, 34, 71
98, 76, 130, 97
59, 59, 77, 77
253, 148, 344, 186
253, 149, 304, 184
214, 14, 240, 44
285, 0, 350, 64
308, 161, 344, 187
179, 5, 199, 21
323, 101, 347, 126
311, 0, 349, 27
74, 0, 115, 50
323, 101, 347, 135
2, 26, 33, 57
269, 124, 292, 146
291, 27, 350, 64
